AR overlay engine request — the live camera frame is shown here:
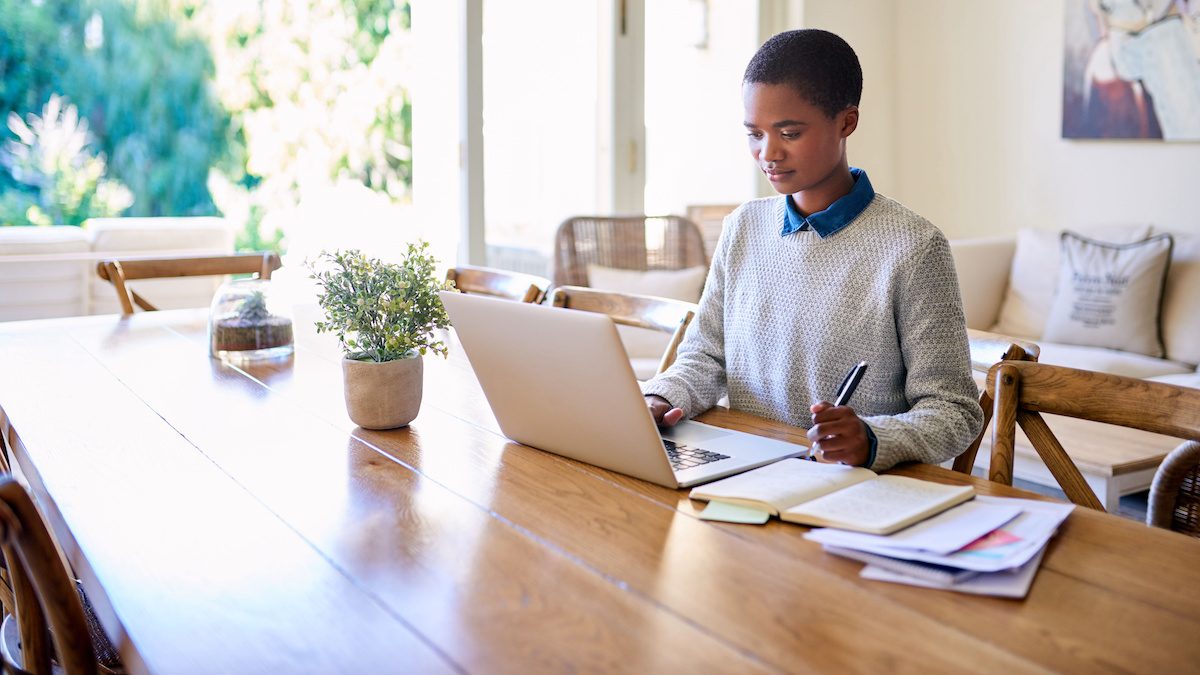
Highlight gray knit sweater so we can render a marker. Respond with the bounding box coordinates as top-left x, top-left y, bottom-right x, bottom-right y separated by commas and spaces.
642, 194, 983, 471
